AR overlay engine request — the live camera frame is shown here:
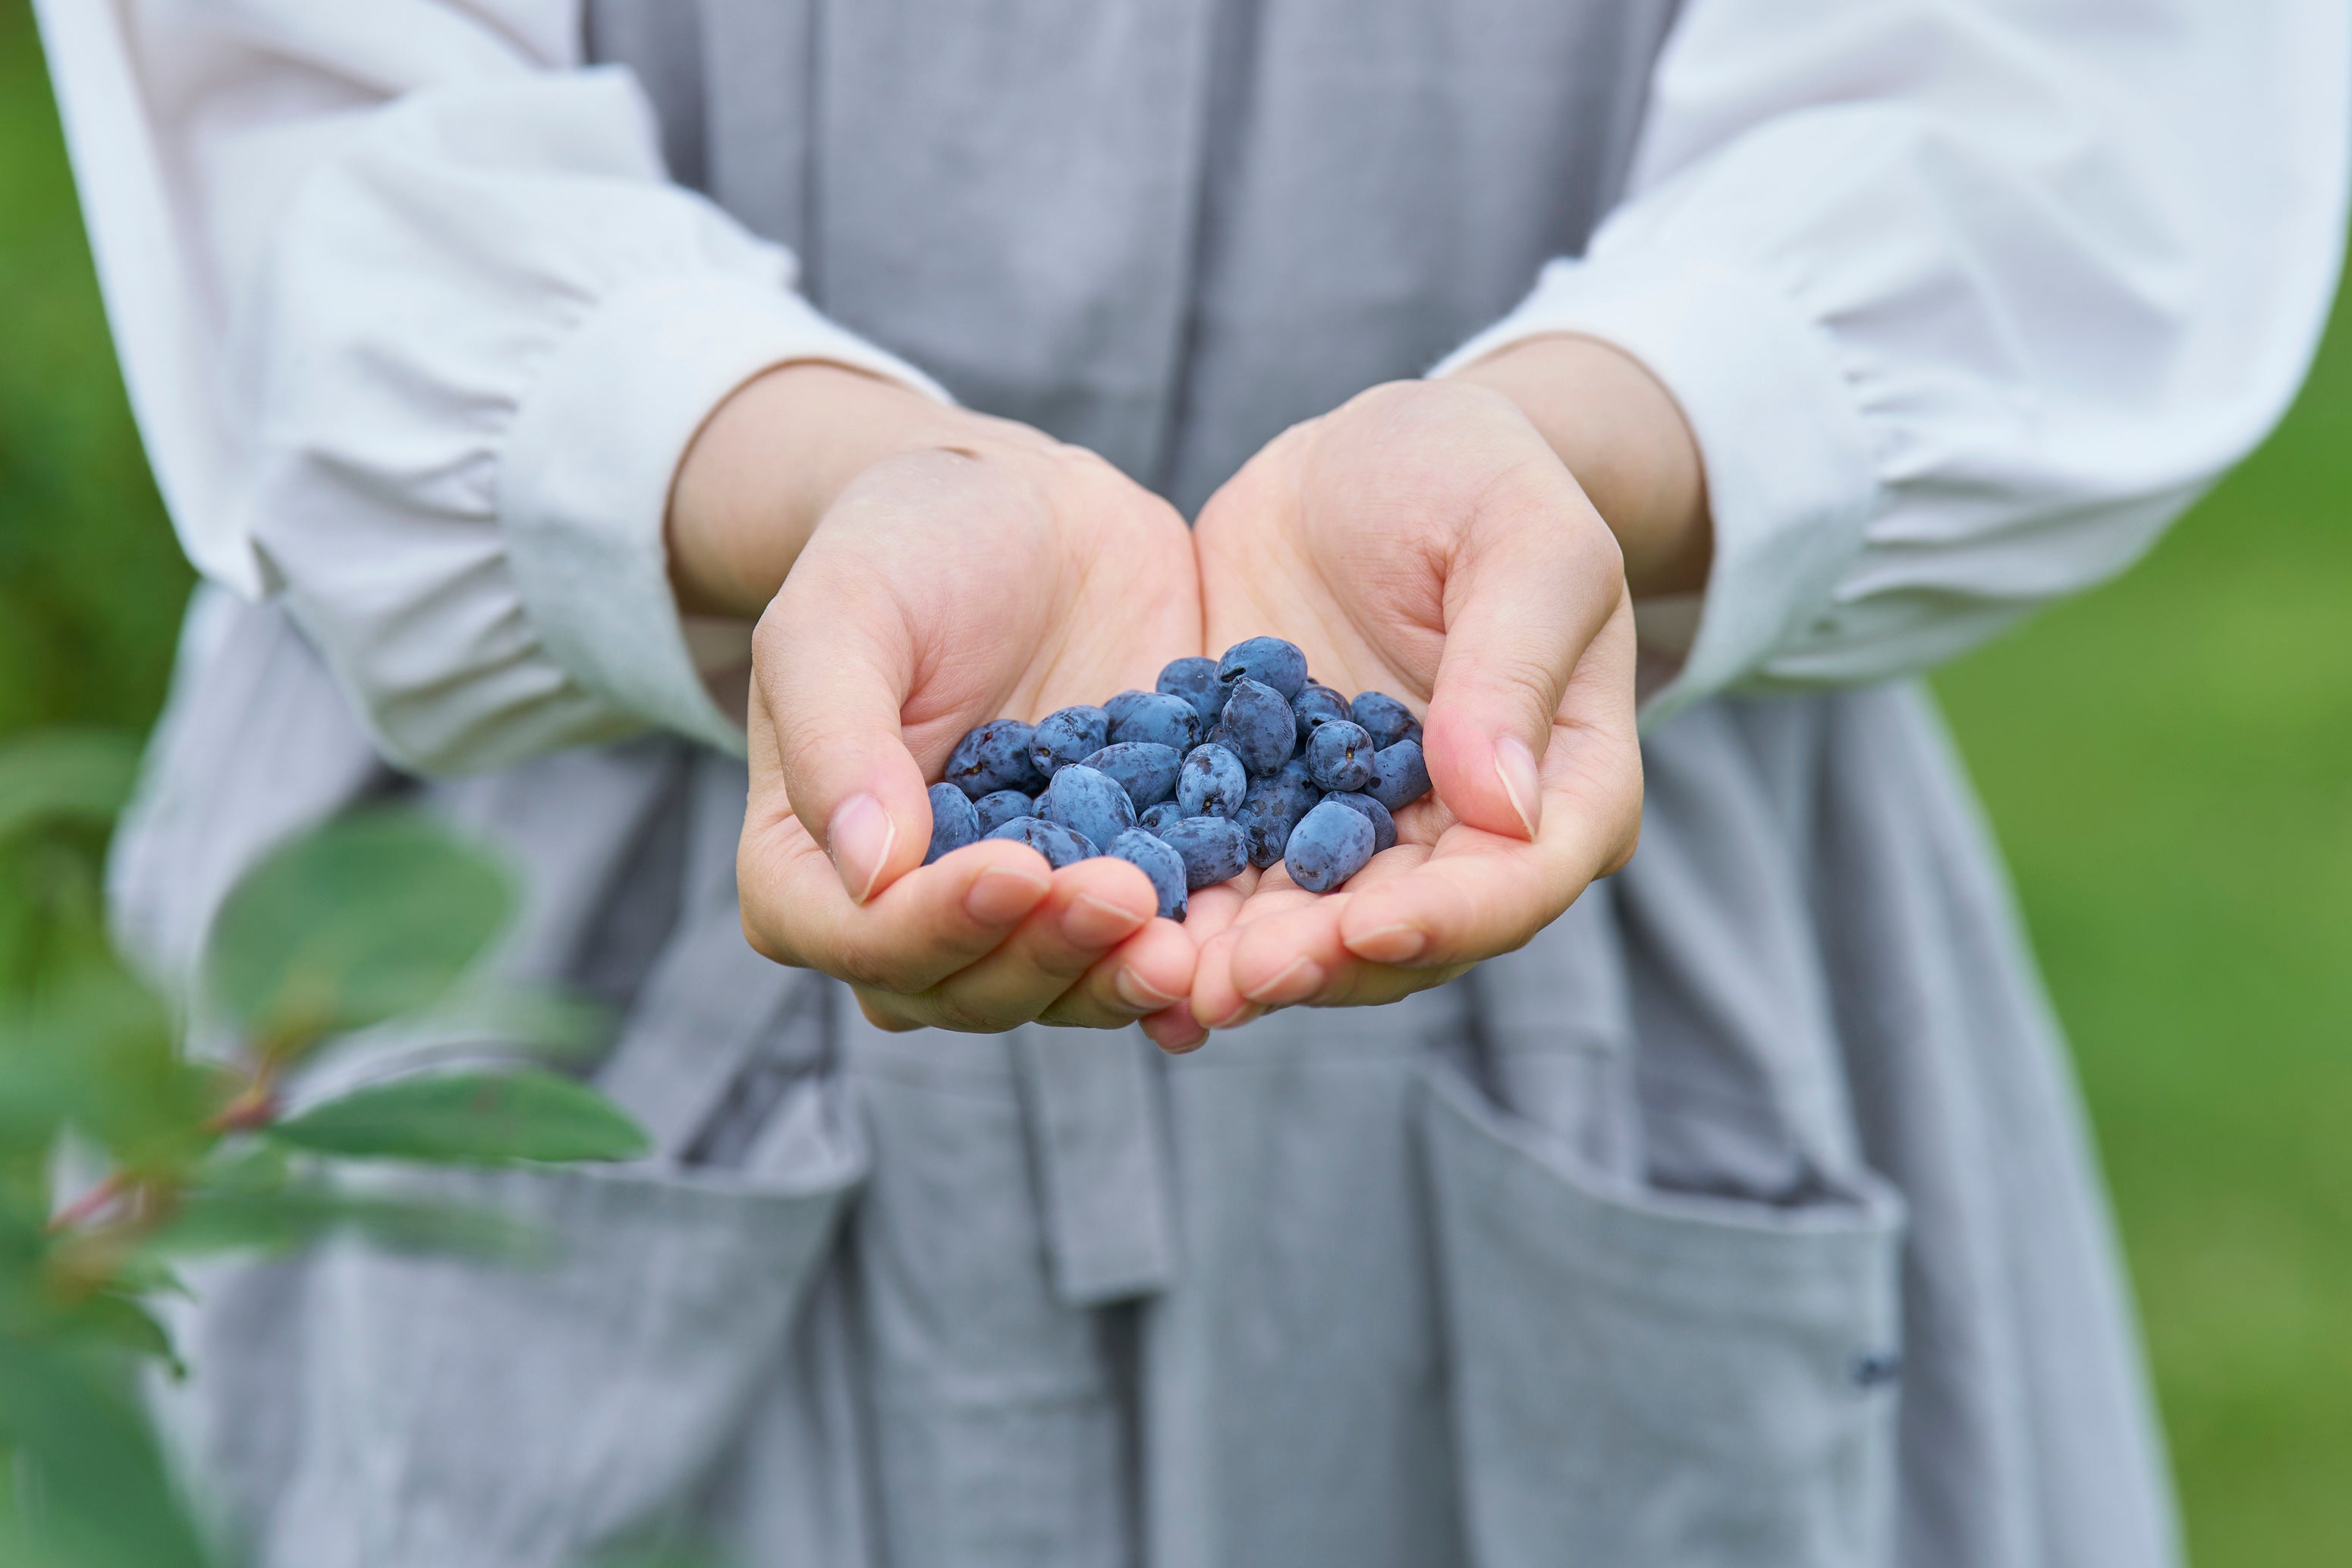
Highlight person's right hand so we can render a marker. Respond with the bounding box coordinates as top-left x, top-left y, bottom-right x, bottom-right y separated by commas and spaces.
697, 374, 1207, 1043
